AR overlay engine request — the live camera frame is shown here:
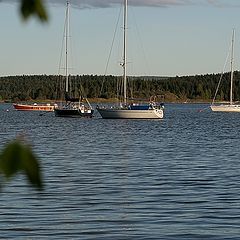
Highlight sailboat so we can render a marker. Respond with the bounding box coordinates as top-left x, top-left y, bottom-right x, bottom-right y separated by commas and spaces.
96, 0, 164, 119
211, 29, 240, 112
54, 0, 94, 118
